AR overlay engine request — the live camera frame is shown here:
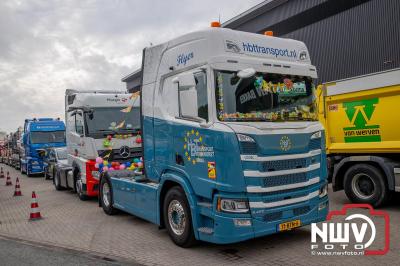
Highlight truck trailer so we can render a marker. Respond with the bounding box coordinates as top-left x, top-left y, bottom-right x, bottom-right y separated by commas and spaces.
317, 68, 400, 207
20, 118, 66, 176
98, 24, 329, 247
